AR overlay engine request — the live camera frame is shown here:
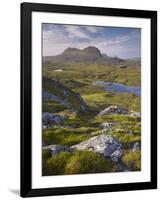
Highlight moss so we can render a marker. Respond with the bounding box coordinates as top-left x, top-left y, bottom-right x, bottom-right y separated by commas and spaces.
122, 150, 141, 171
